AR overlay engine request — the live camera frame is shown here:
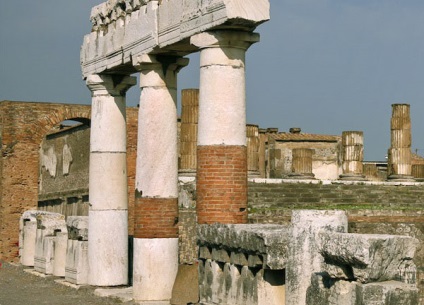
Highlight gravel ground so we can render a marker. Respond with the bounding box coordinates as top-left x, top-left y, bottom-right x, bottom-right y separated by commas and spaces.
0, 261, 137, 305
